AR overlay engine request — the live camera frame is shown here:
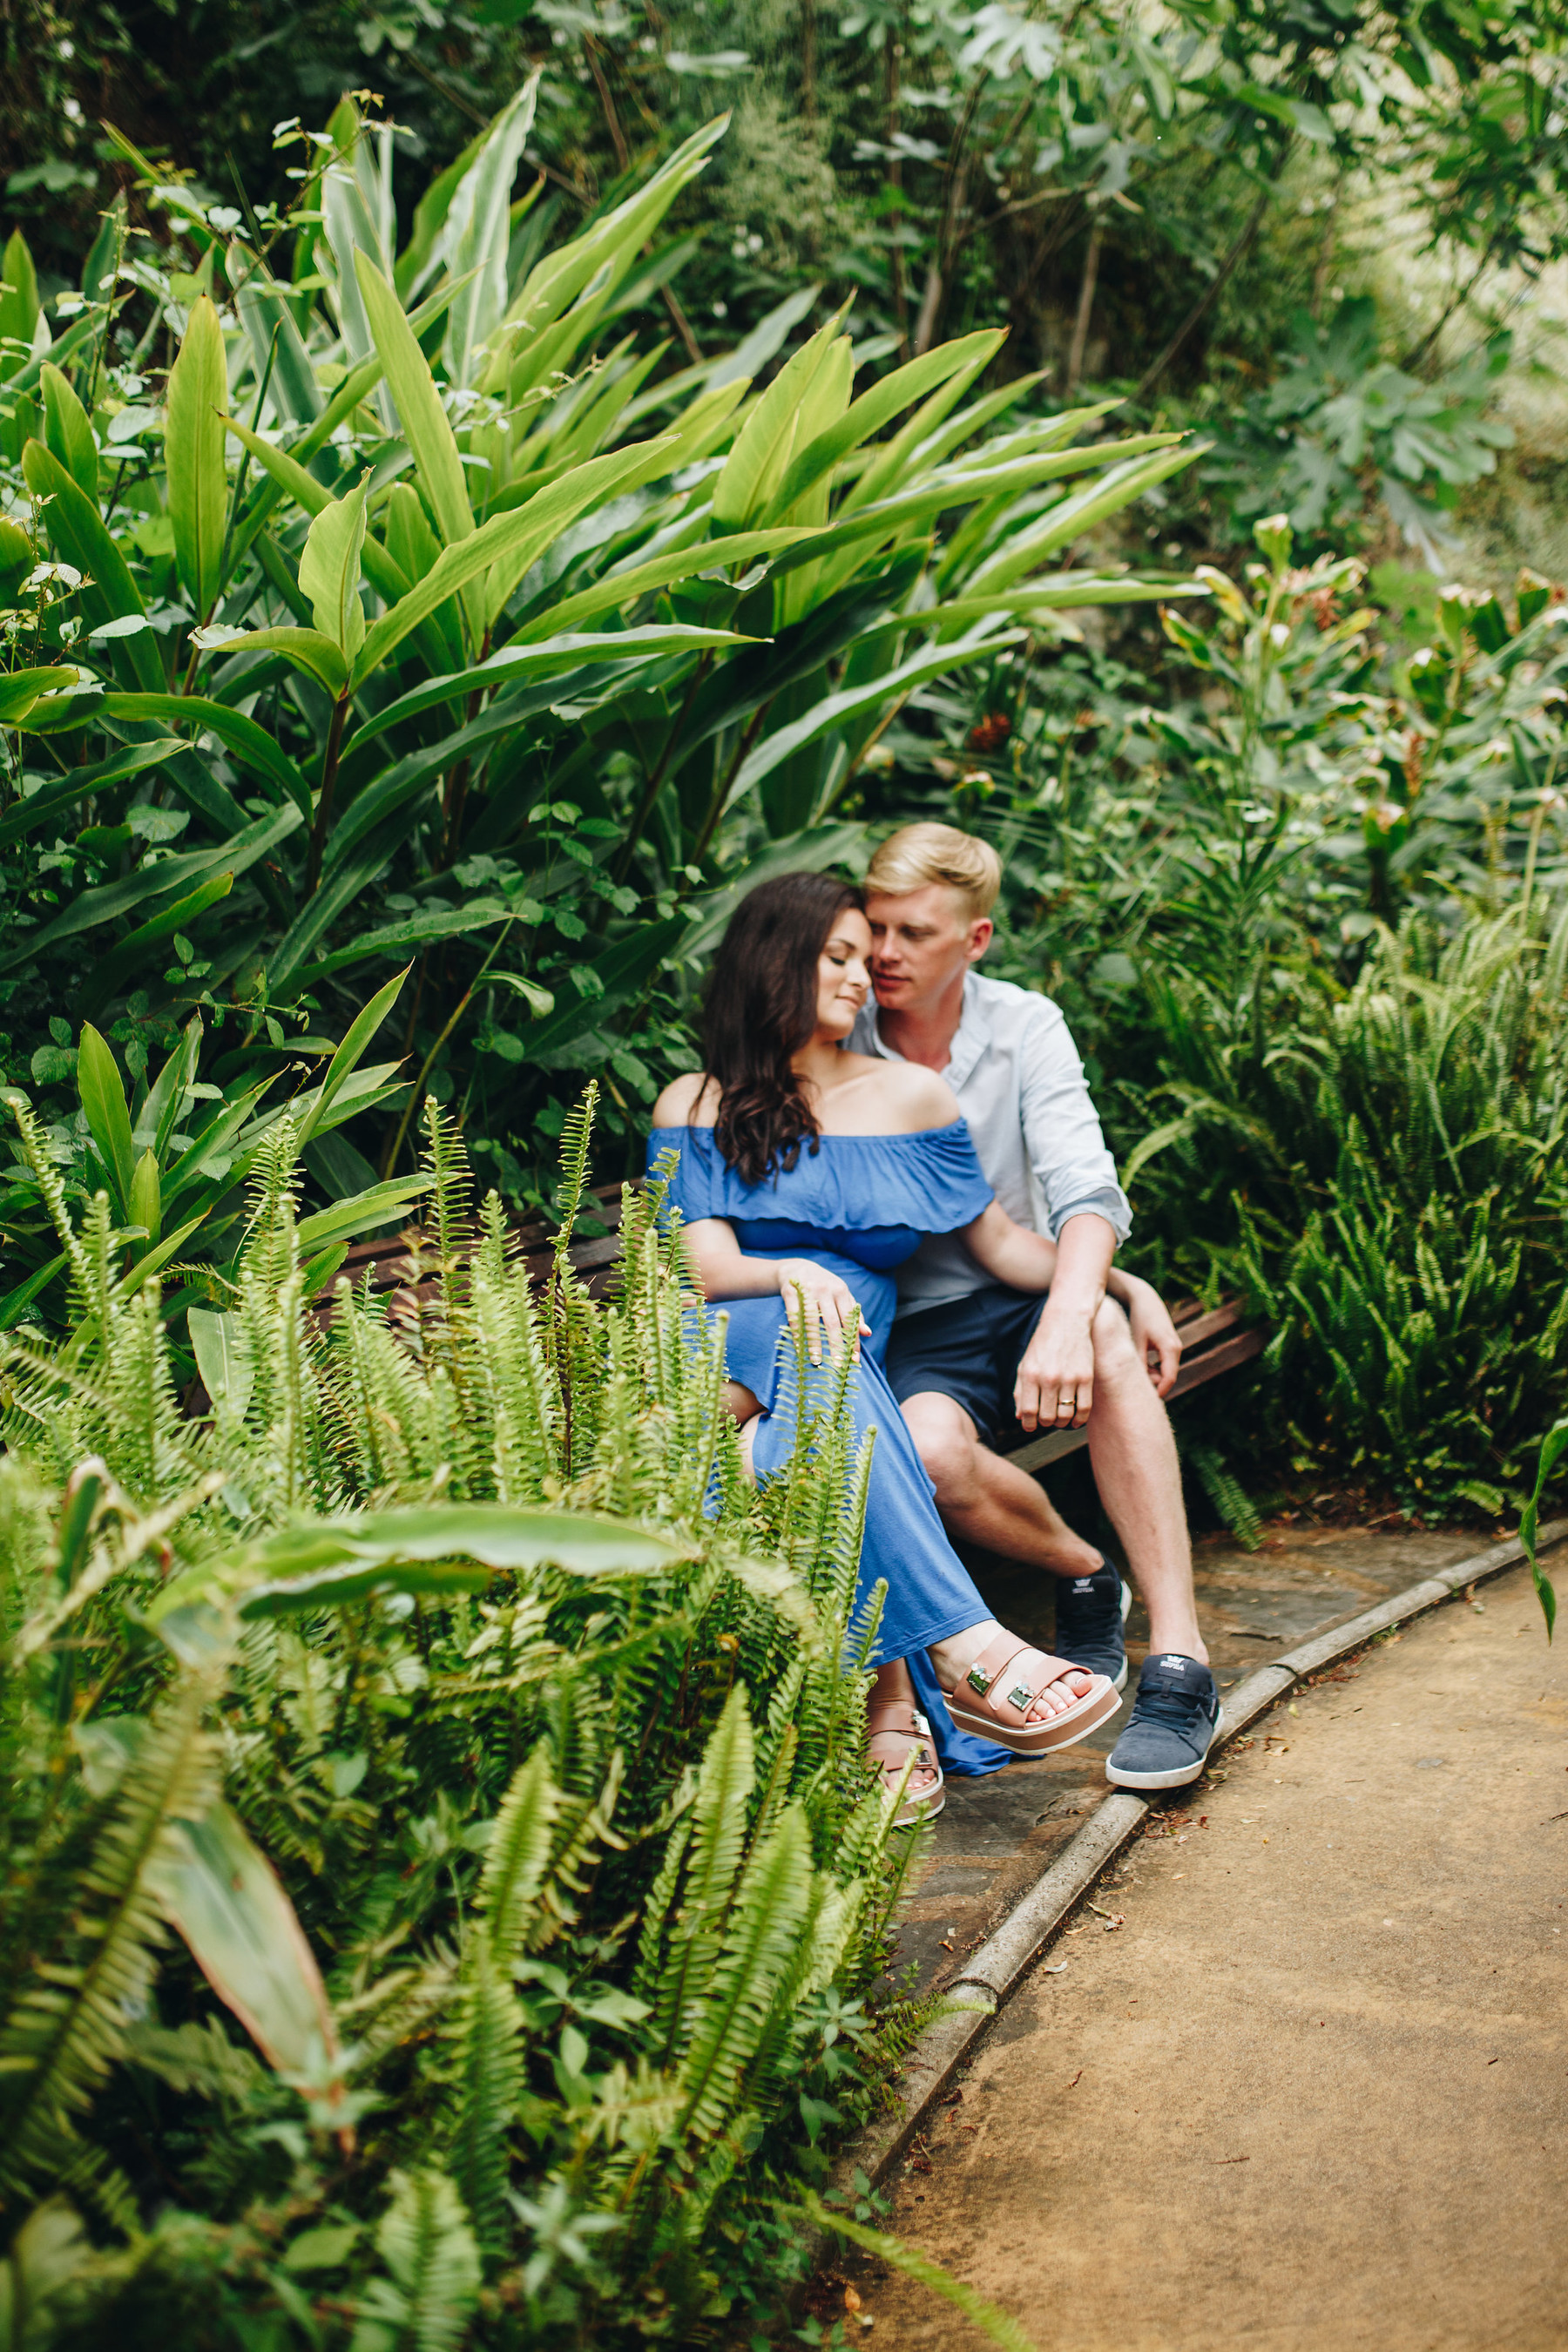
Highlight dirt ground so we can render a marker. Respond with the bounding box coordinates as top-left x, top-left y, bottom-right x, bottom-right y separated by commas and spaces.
843, 1561, 1568, 2352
